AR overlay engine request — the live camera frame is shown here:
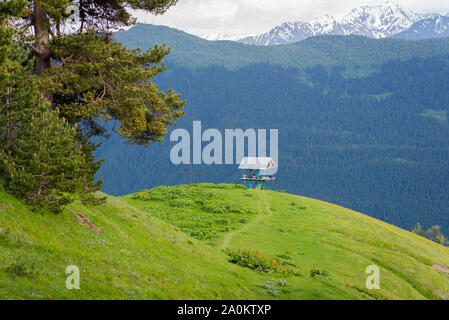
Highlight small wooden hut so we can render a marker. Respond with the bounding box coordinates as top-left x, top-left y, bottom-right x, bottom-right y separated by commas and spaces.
238, 157, 277, 190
